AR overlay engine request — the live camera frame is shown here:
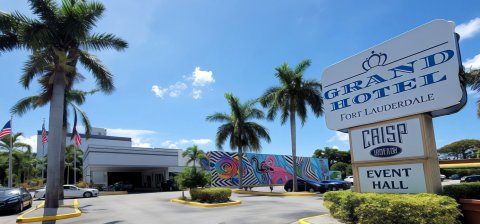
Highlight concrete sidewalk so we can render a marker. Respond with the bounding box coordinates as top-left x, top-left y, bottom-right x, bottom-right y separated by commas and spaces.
16, 199, 81, 223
